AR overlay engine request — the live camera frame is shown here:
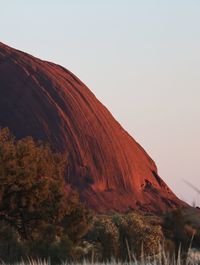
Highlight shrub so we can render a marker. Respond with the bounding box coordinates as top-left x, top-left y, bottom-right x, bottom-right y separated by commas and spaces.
0, 221, 24, 263
0, 128, 91, 263
86, 216, 119, 261
114, 212, 163, 260
163, 208, 197, 252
